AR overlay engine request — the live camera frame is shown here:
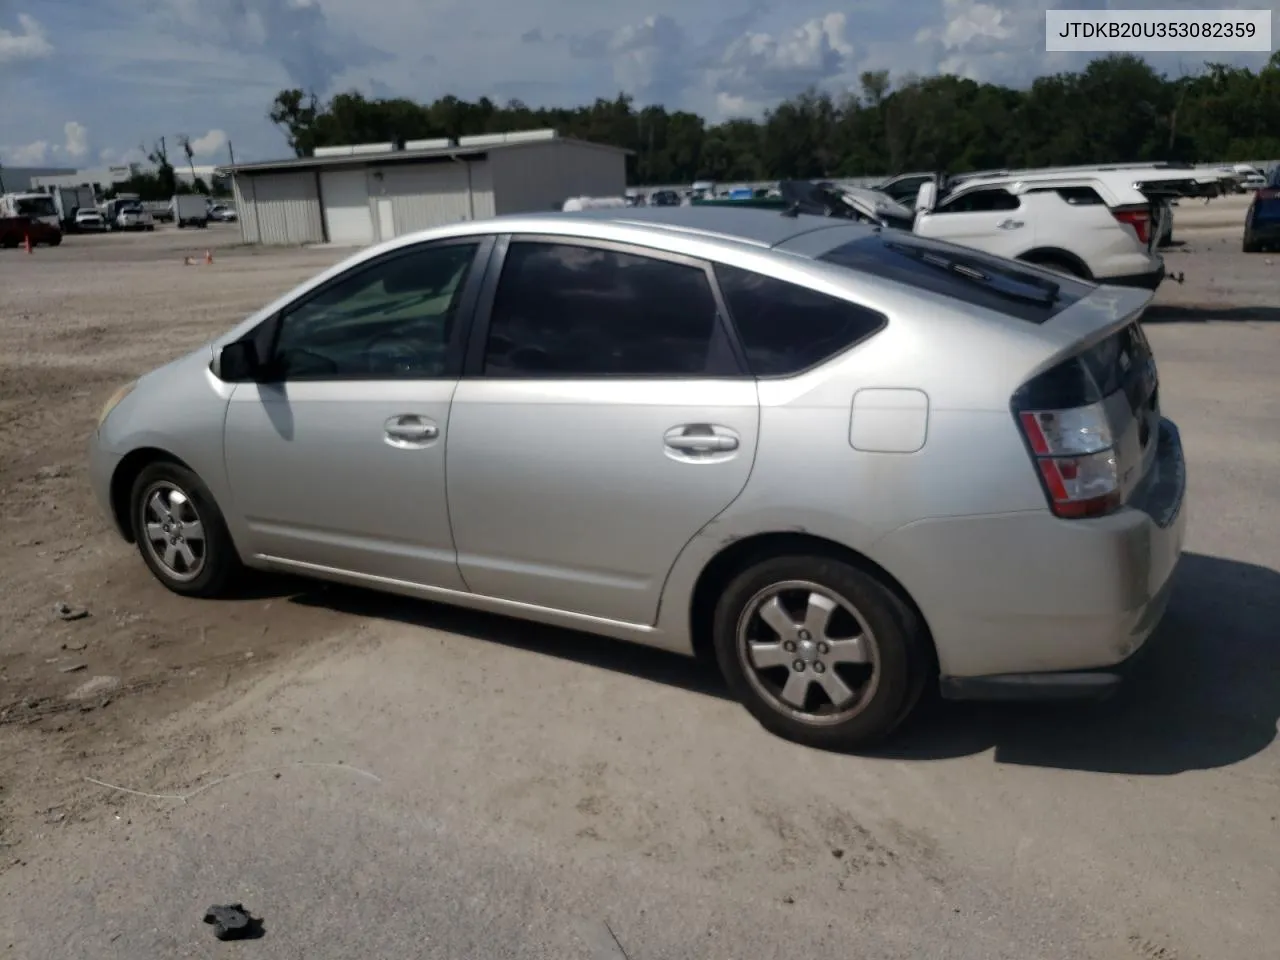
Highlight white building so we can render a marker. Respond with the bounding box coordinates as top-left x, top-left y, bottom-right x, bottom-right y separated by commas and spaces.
31, 165, 133, 193
226, 129, 629, 246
